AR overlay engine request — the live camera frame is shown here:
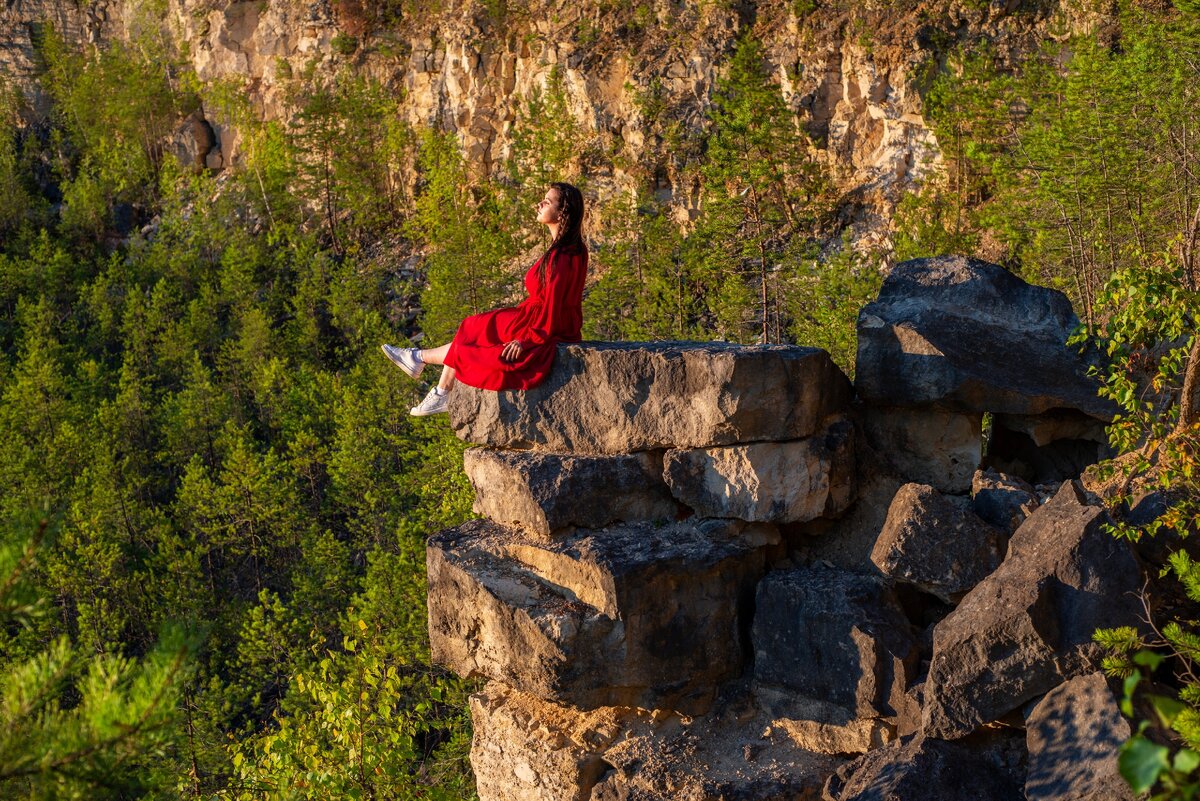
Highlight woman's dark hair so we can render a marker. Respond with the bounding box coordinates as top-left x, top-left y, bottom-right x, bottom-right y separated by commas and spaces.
539, 181, 586, 283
